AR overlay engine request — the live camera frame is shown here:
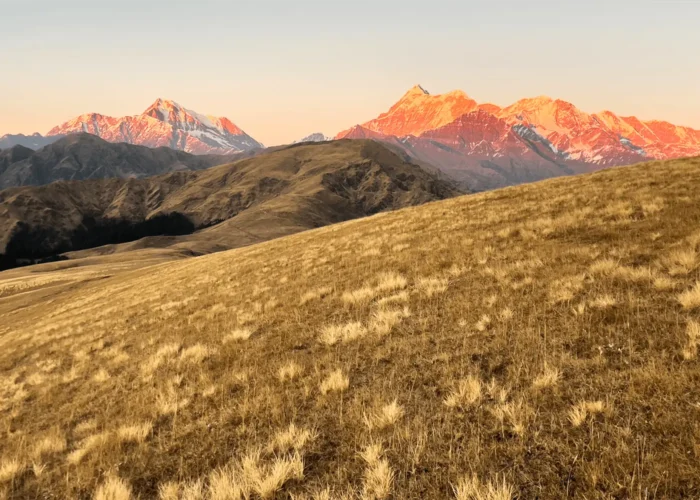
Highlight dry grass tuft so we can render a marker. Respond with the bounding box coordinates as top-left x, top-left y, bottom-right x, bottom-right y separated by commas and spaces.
369, 307, 410, 337
363, 399, 405, 431
223, 328, 254, 343
678, 282, 700, 309
568, 400, 606, 427
93, 369, 111, 383
320, 322, 367, 345
452, 474, 515, 500
241, 450, 304, 499
475, 315, 492, 332
589, 295, 617, 309
156, 390, 191, 416
278, 361, 303, 382
360, 444, 393, 500
0, 459, 22, 484
416, 276, 448, 297
33, 434, 67, 458
341, 287, 377, 305
682, 320, 700, 360
208, 465, 246, 500
299, 287, 332, 305
320, 370, 349, 395
67, 432, 111, 465
532, 366, 561, 389
116, 421, 153, 444
179, 344, 213, 364
375, 291, 409, 307
375, 272, 408, 292
665, 248, 698, 276
94, 474, 133, 500
269, 423, 317, 454
444, 376, 482, 408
